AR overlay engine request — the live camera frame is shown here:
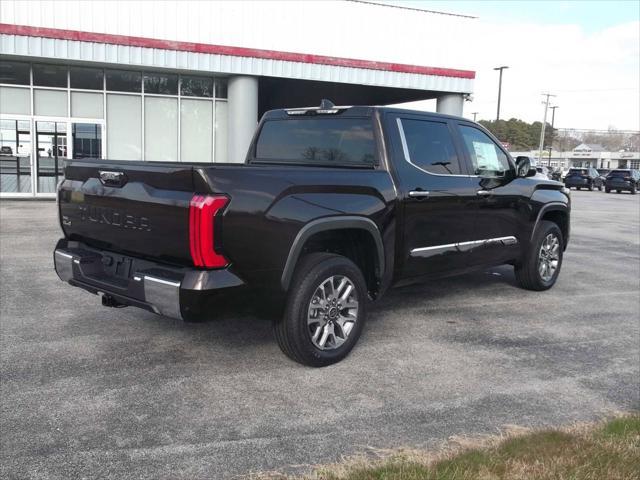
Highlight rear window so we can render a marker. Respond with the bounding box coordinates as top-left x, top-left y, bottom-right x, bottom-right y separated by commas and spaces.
608, 170, 630, 177
568, 169, 587, 175
254, 118, 376, 166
